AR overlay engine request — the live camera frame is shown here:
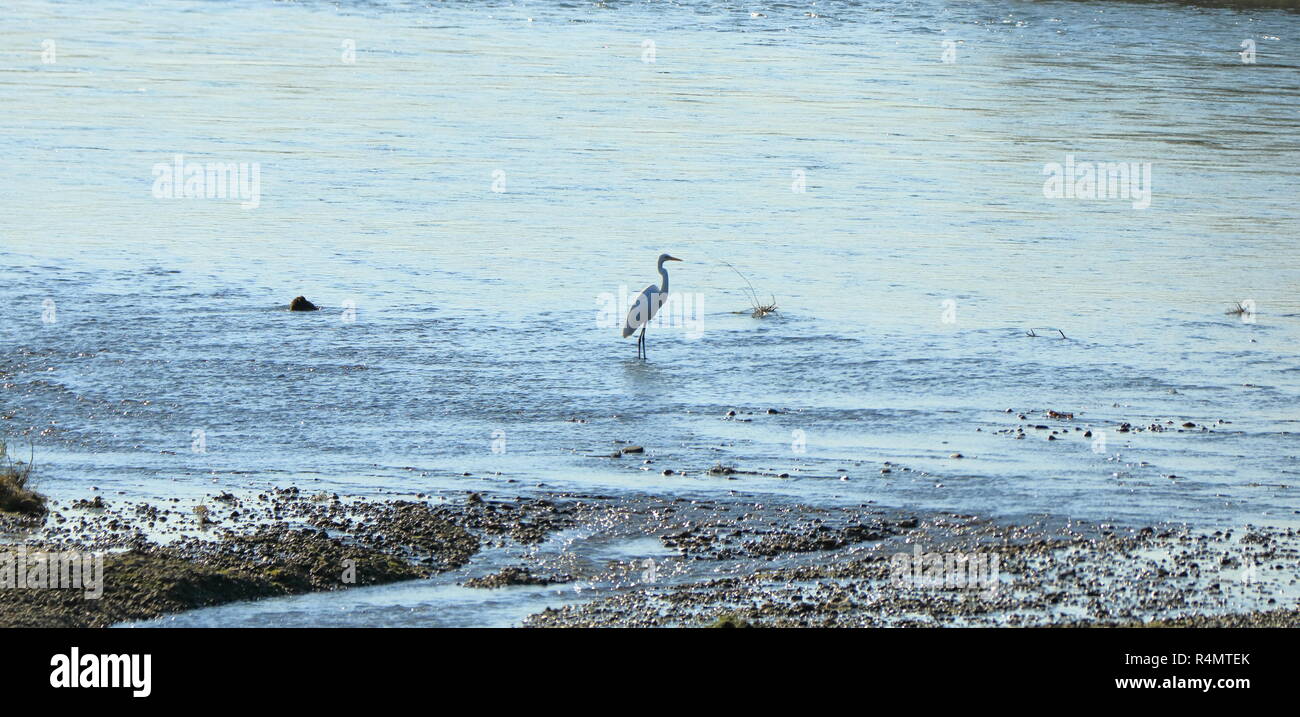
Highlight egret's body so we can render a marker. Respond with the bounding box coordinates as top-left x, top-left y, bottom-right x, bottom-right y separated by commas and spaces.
623, 253, 682, 358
